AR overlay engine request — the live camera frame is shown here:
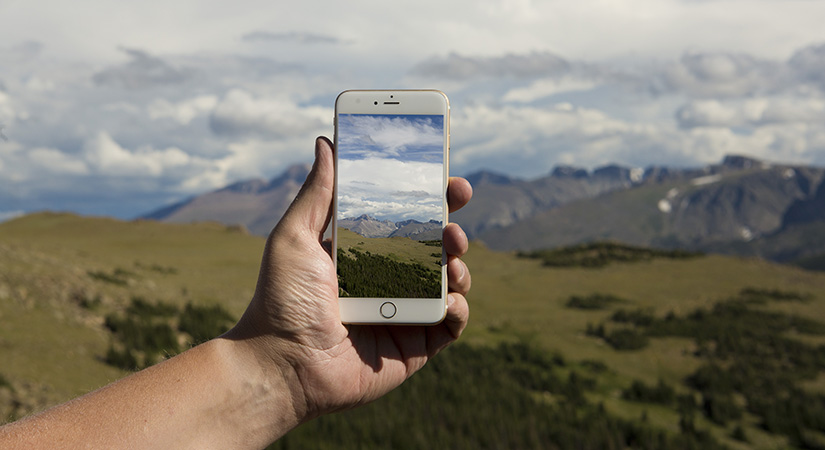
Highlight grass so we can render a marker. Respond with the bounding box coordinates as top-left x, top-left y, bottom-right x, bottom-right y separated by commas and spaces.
3, 212, 825, 449
337, 227, 442, 267
461, 242, 825, 449
0, 212, 263, 408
